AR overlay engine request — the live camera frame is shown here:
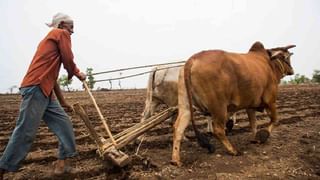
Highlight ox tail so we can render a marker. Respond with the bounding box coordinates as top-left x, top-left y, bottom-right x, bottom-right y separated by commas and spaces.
142, 67, 157, 119
149, 67, 157, 101
184, 59, 215, 153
